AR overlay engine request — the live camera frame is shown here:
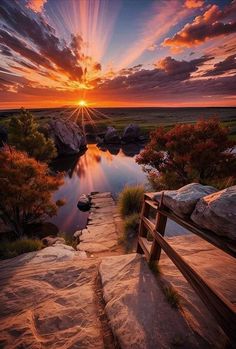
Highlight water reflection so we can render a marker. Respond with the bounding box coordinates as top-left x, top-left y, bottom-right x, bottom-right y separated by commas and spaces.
51, 143, 147, 234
